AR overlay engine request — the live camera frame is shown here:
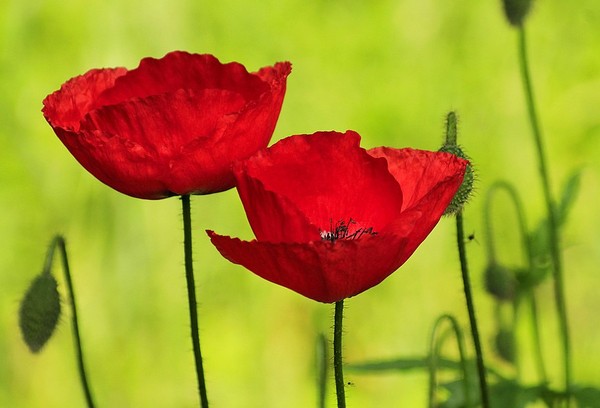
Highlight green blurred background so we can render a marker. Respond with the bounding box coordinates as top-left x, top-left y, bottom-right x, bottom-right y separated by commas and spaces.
1, 0, 599, 406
